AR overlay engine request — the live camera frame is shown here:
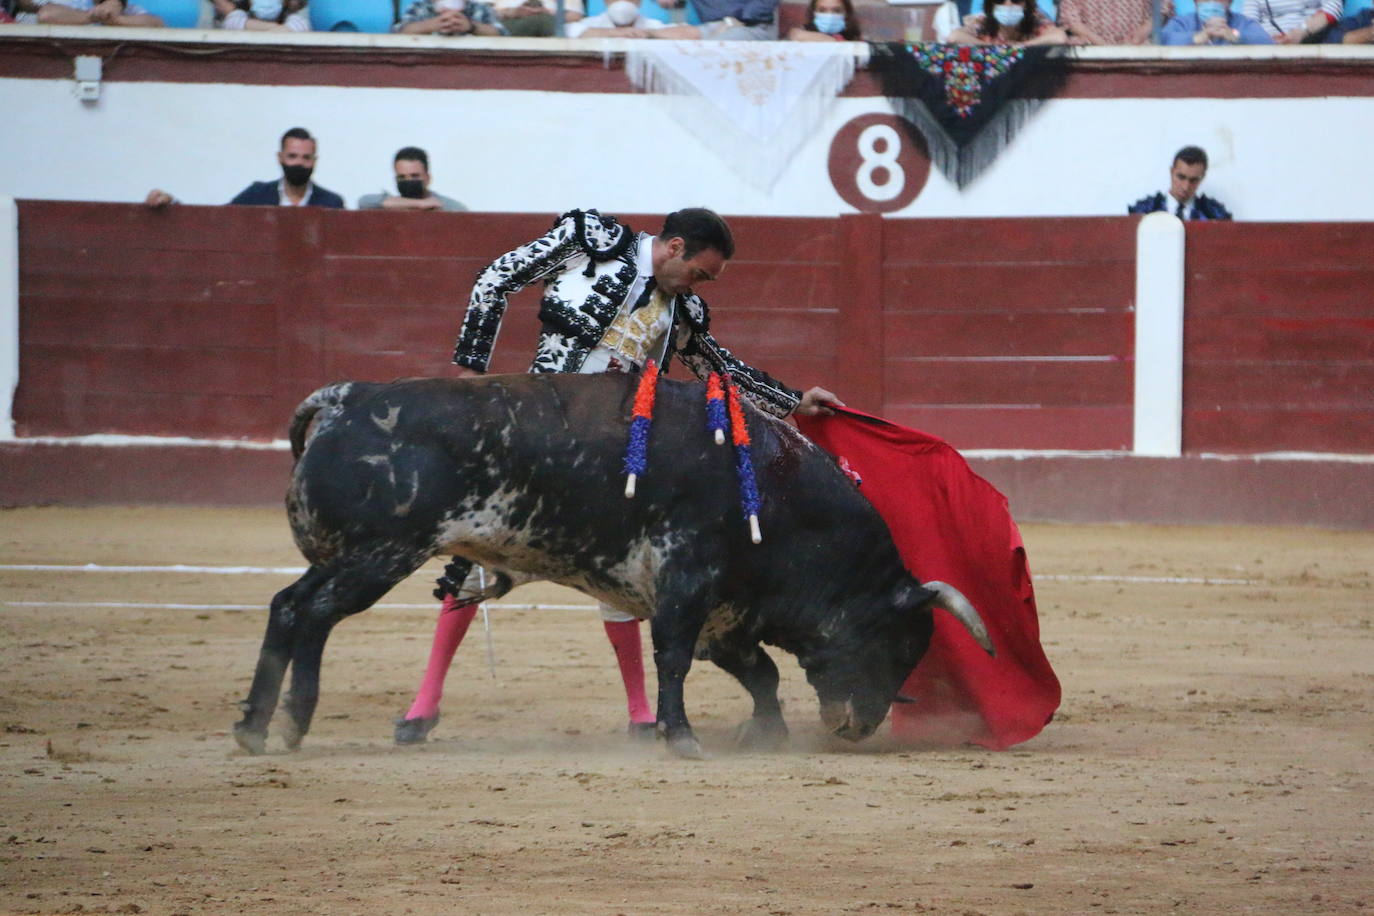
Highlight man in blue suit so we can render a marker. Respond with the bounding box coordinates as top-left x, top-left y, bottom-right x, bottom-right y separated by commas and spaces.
229, 126, 345, 209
